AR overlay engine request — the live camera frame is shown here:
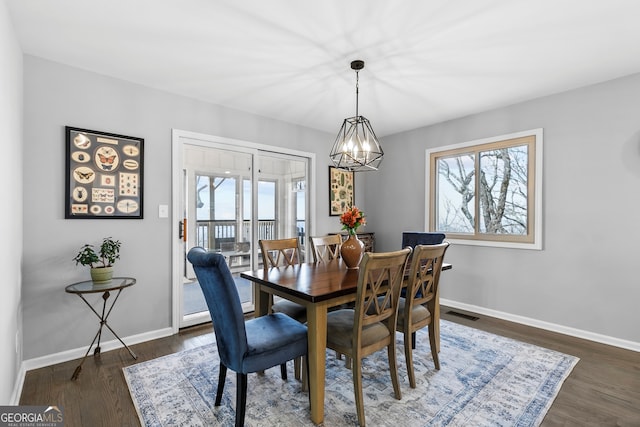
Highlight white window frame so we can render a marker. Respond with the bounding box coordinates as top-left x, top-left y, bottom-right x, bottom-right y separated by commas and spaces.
425, 128, 543, 250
